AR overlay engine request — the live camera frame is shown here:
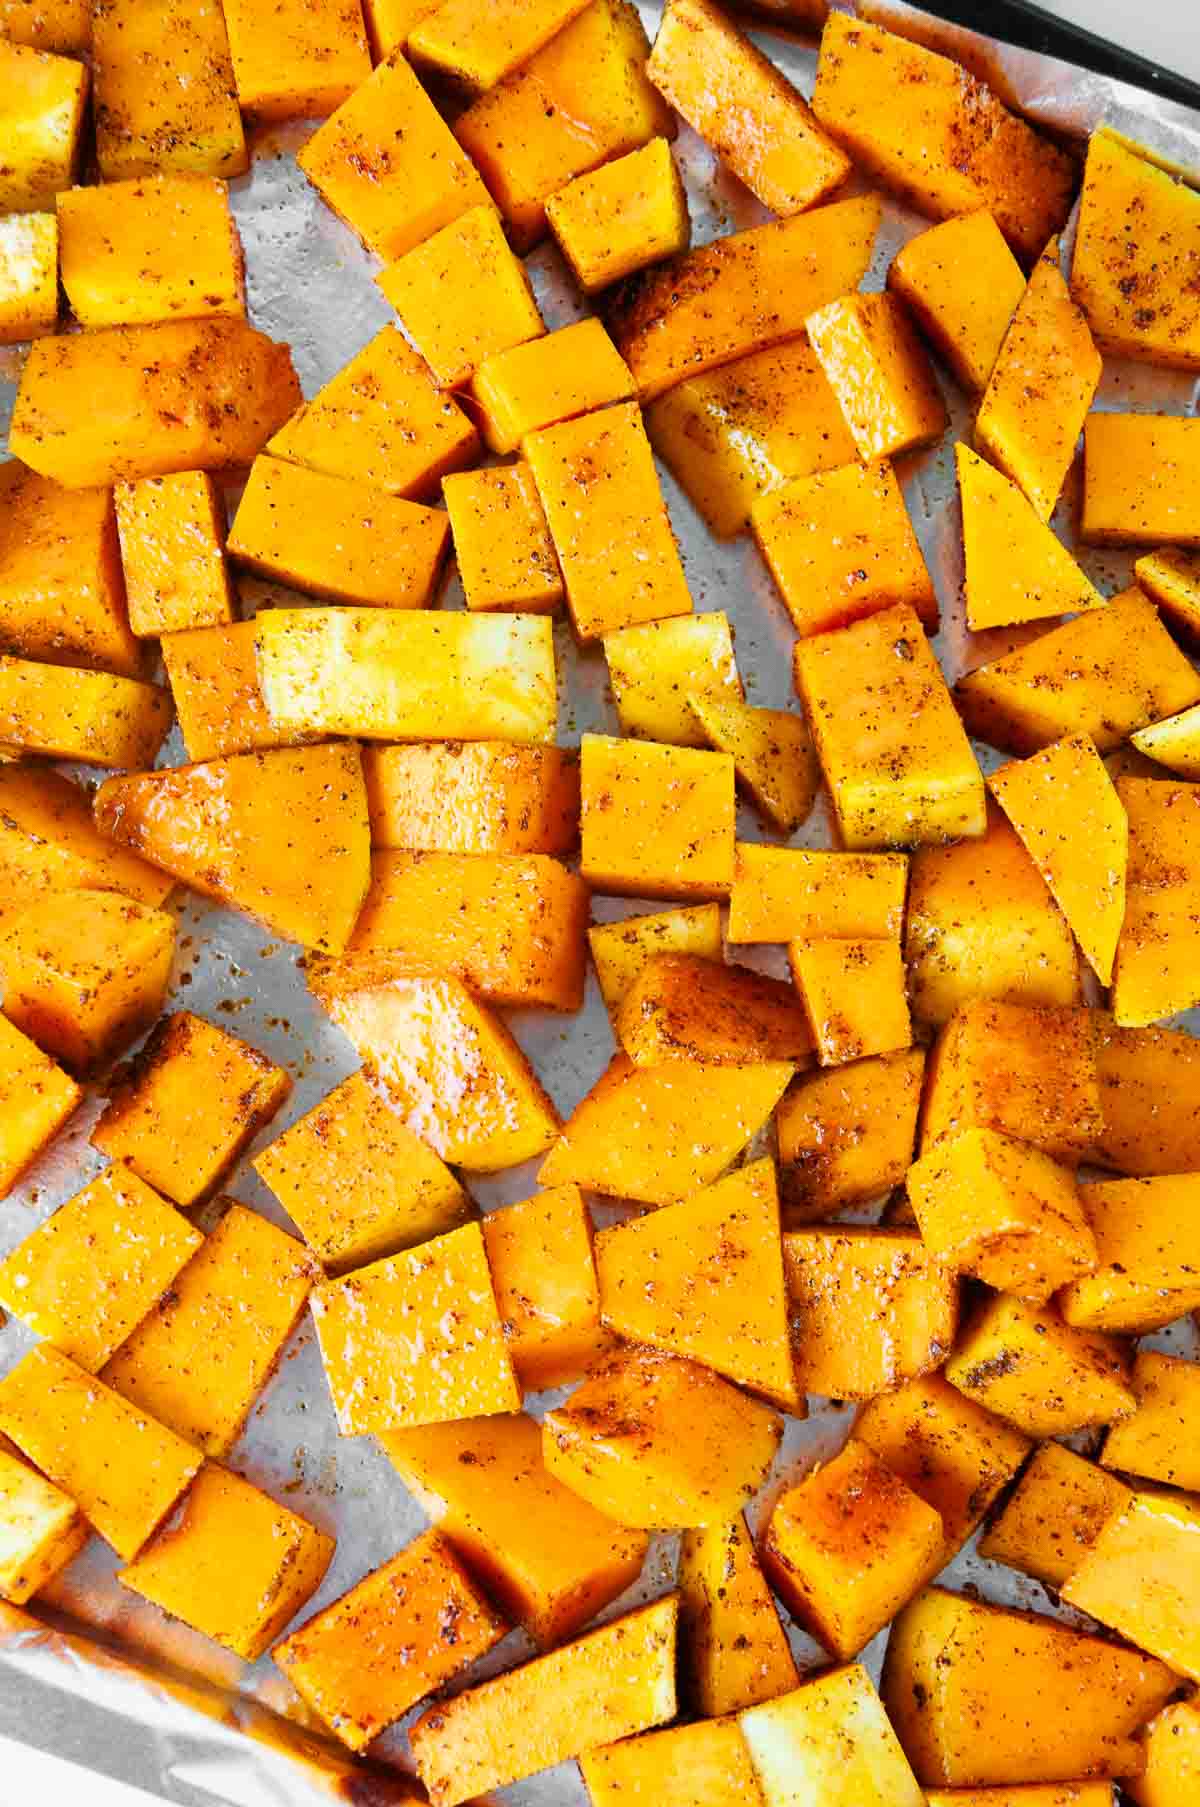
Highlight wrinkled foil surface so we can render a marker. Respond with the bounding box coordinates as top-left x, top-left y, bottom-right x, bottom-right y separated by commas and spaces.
1, 2, 1199, 1801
